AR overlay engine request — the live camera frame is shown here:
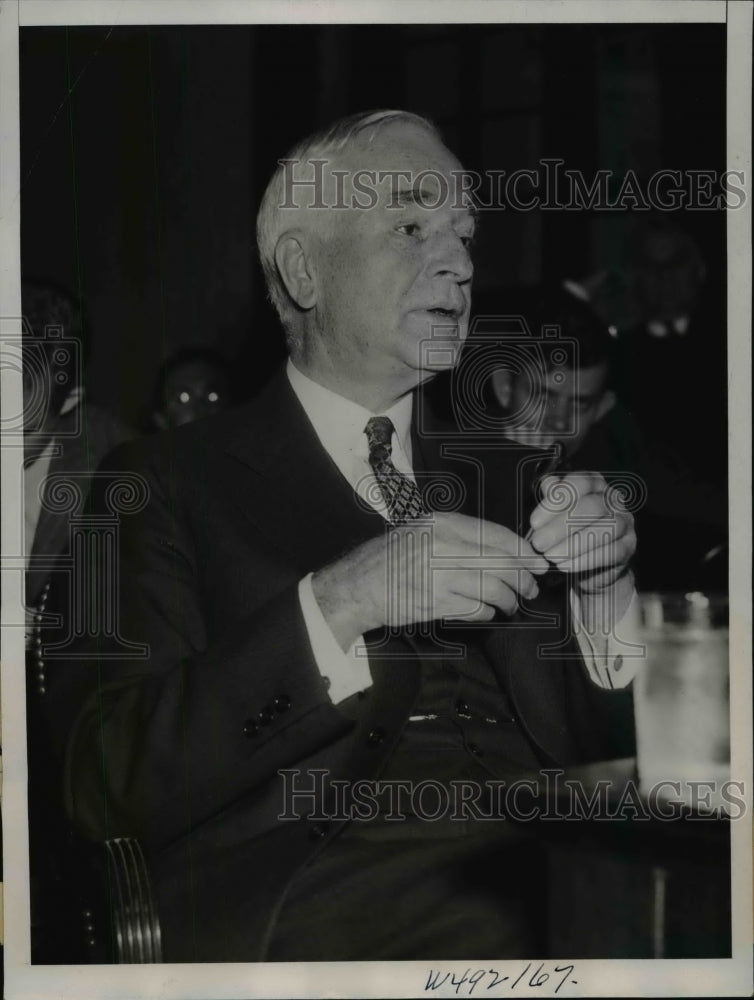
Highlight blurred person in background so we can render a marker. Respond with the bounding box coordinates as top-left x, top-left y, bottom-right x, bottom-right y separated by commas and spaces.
150, 346, 236, 430
451, 286, 727, 592
627, 217, 707, 339
21, 279, 134, 961
565, 217, 727, 486
21, 279, 134, 616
